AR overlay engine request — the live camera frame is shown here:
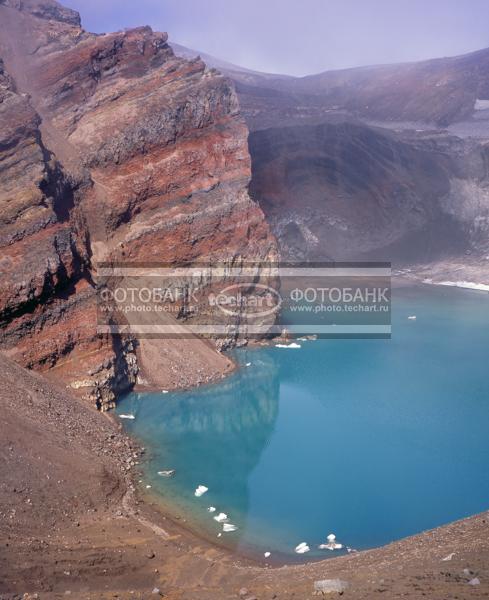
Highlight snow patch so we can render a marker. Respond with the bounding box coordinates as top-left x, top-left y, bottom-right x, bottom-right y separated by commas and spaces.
437, 280, 489, 292
474, 99, 489, 111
